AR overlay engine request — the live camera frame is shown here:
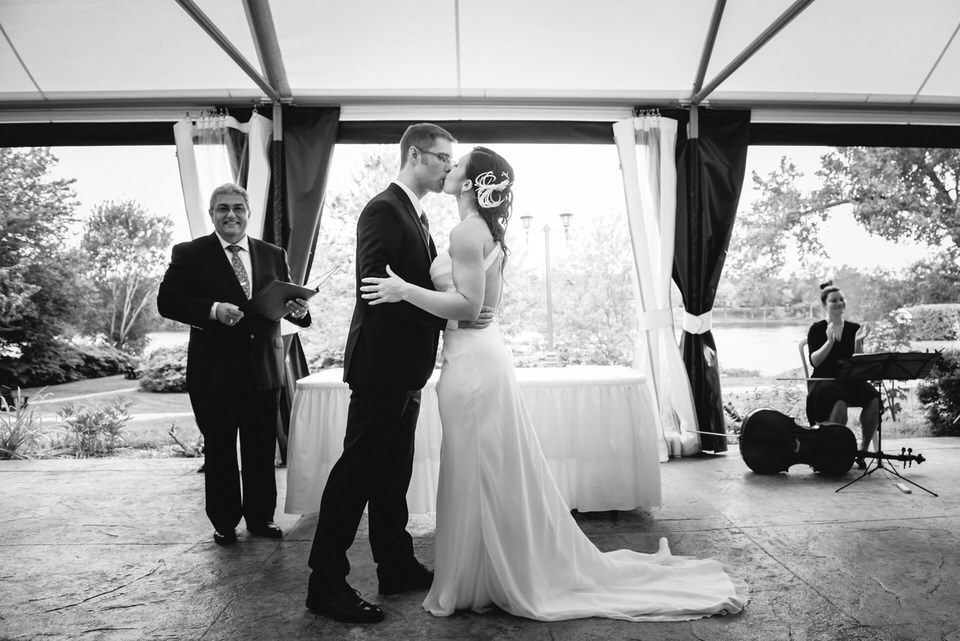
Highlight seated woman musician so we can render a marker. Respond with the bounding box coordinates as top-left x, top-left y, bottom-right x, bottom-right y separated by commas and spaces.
805, 281, 881, 469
